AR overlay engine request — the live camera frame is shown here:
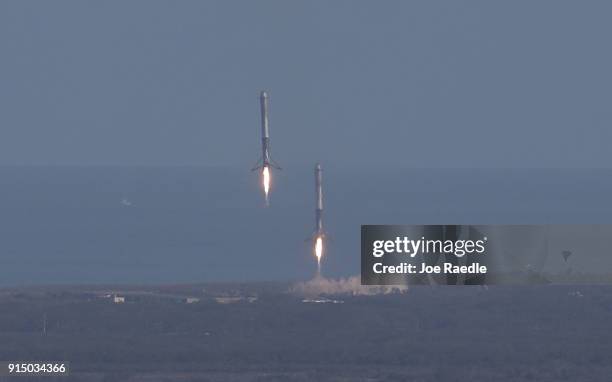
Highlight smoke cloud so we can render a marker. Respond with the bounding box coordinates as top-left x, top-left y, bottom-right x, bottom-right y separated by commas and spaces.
291, 275, 408, 297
